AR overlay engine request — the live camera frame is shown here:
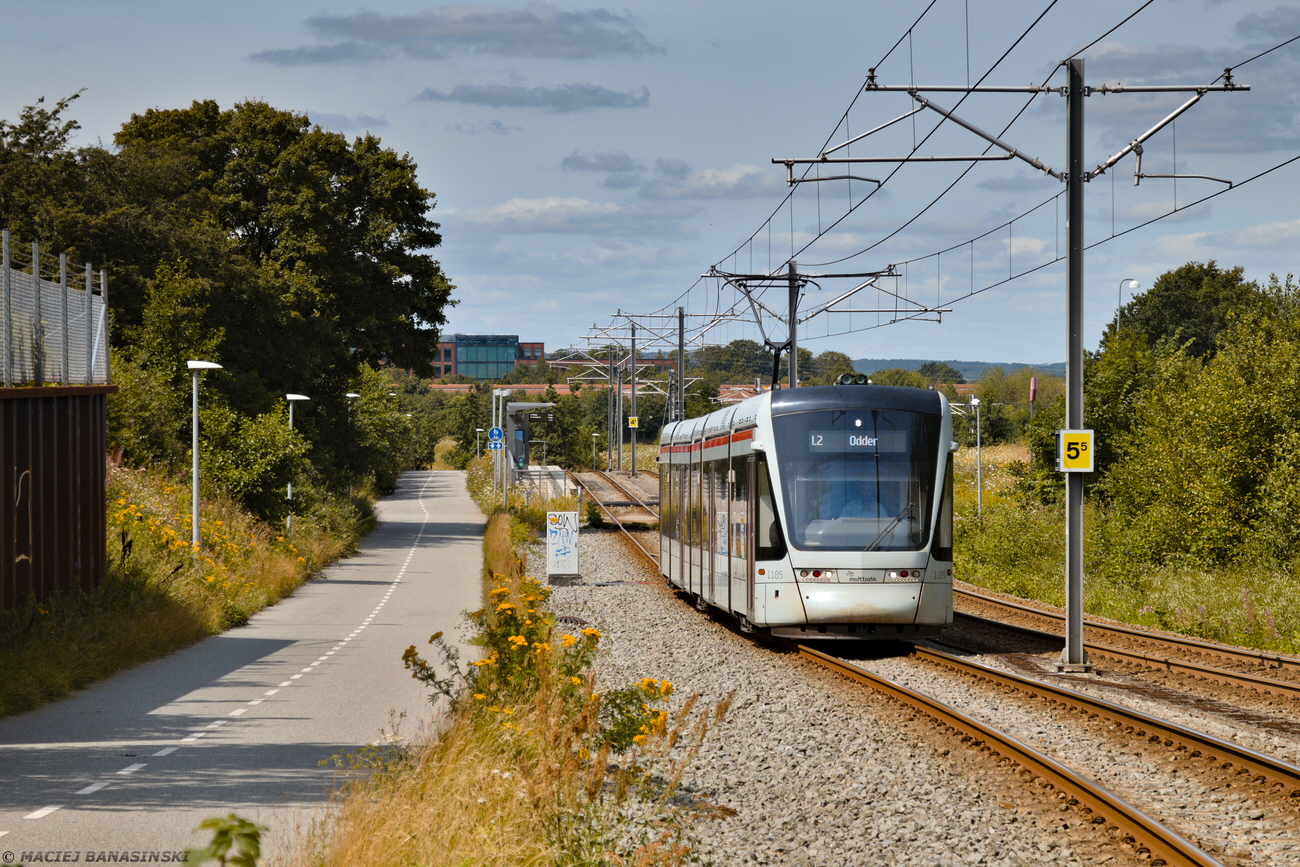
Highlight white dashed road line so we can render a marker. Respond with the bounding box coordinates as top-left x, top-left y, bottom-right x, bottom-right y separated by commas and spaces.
10, 472, 438, 824
24, 806, 62, 820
